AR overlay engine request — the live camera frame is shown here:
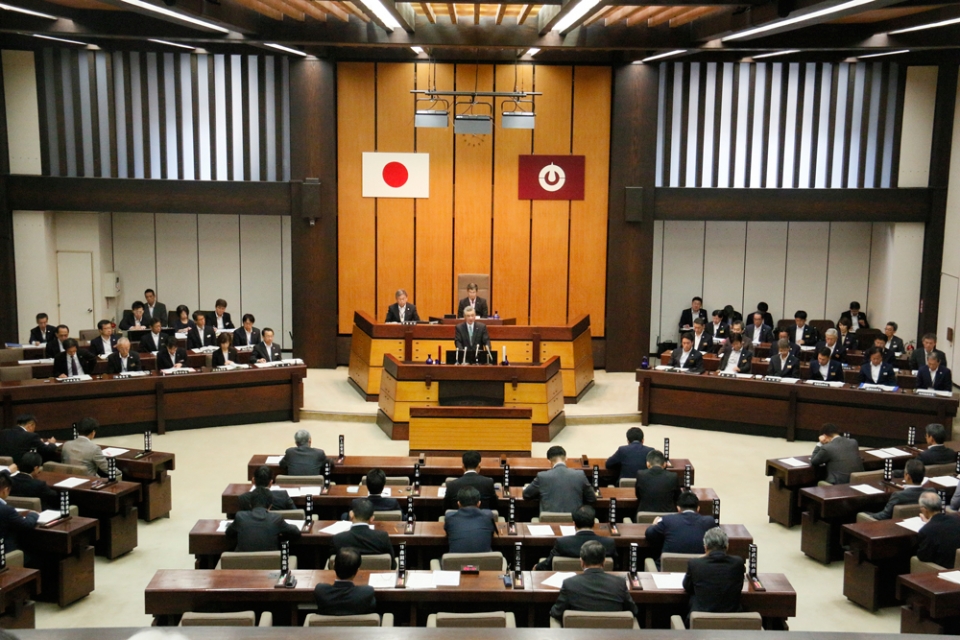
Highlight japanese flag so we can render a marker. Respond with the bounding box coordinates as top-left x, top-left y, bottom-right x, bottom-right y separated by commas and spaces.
362, 152, 430, 198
